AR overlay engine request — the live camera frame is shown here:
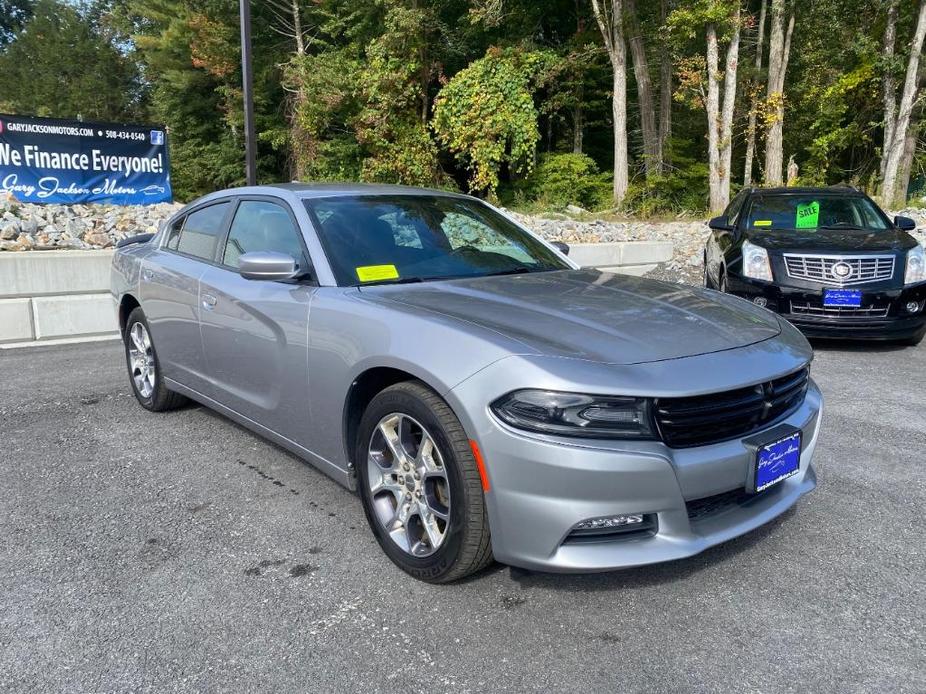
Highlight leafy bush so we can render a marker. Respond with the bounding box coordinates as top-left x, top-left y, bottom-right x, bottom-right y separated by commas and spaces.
516, 153, 611, 210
